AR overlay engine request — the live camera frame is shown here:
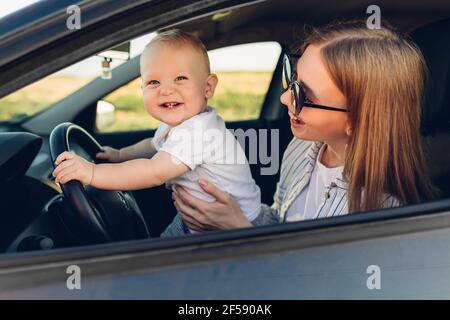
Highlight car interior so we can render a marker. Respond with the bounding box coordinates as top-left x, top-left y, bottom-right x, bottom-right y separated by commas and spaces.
0, 0, 449, 255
